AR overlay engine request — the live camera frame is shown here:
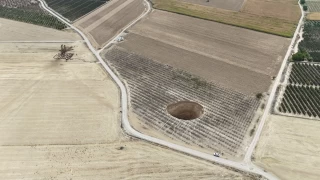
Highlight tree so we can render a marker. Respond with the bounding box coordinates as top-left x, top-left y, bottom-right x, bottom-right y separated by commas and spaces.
300, 0, 305, 4
256, 93, 263, 99
303, 5, 308, 11
292, 52, 305, 61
